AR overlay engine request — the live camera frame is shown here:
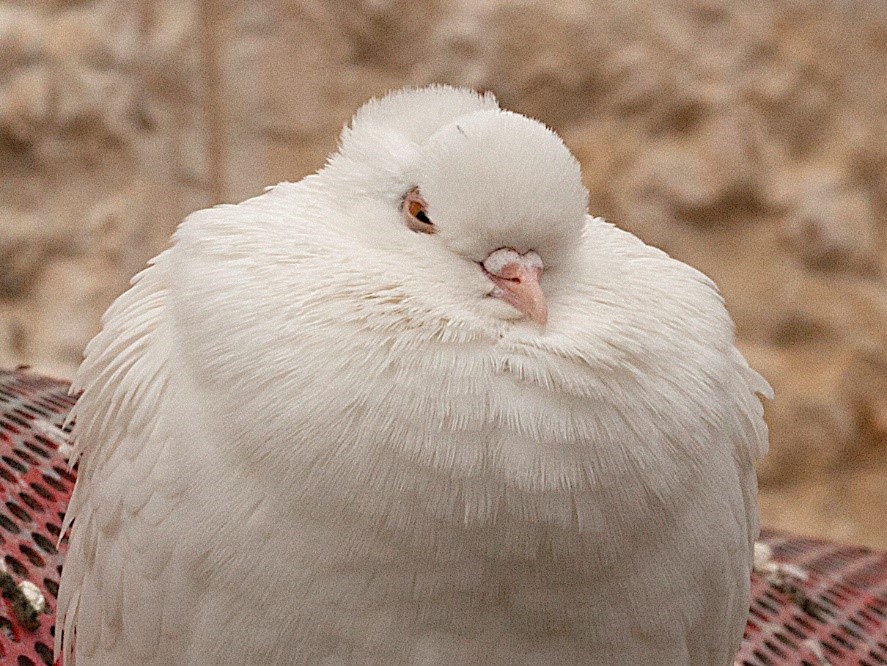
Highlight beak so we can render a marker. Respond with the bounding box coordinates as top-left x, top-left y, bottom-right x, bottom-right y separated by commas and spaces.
482, 248, 548, 327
